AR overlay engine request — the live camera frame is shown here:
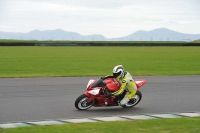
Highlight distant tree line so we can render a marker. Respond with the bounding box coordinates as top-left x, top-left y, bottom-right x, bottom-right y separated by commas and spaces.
0, 41, 200, 46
